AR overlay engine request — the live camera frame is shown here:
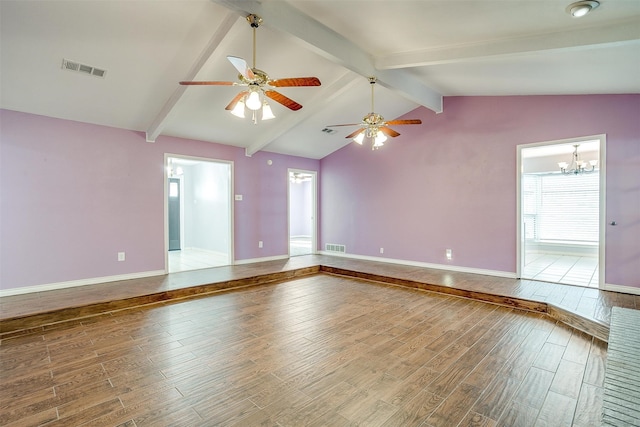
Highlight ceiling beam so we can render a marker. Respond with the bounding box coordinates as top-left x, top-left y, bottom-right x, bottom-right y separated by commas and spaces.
211, 0, 443, 114
376, 19, 640, 69
245, 71, 361, 157
145, 11, 239, 142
